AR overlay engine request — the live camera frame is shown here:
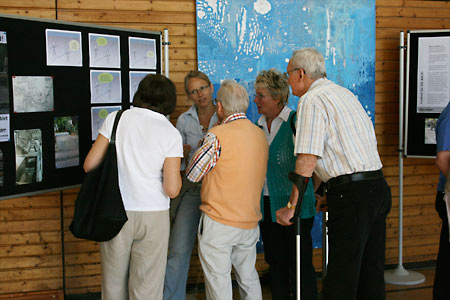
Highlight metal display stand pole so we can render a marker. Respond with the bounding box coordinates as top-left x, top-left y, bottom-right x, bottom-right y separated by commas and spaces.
163, 28, 170, 78
384, 31, 425, 285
